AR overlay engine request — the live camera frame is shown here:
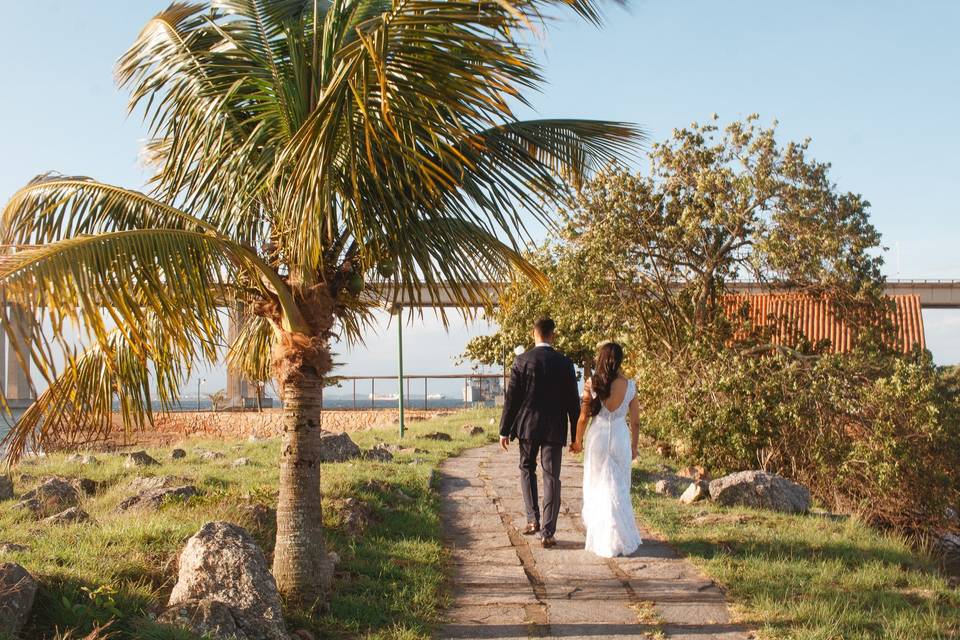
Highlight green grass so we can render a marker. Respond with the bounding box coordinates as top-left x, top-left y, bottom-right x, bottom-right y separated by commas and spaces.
6, 411, 957, 640
0, 408, 500, 640
631, 453, 960, 640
